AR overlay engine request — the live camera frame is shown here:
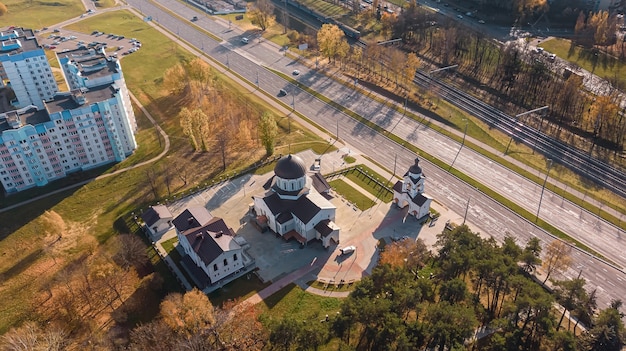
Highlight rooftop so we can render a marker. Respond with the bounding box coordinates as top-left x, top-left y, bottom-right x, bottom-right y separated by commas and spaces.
0, 28, 40, 55
45, 84, 117, 114
0, 106, 50, 133
57, 47, 120, 80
